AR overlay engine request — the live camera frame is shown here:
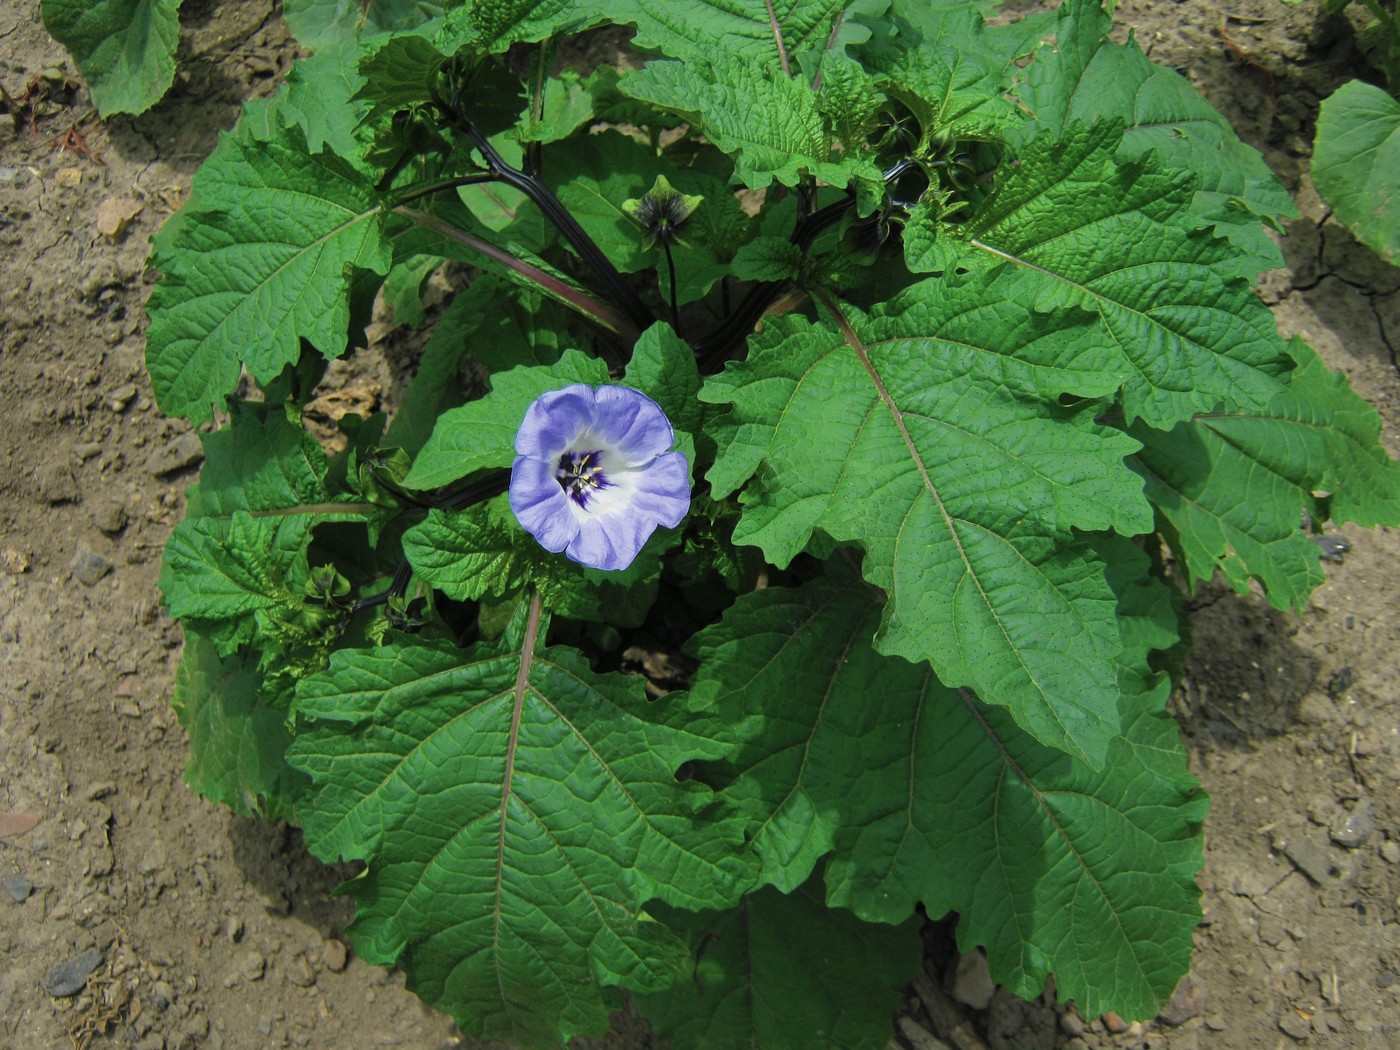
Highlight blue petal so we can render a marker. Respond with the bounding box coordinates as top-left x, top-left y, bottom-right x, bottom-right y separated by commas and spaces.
591, 386, 675, 462
515, 384, 595, 458
509, 455, 578, 553
567, 511, 654, 571
623, 451, 690, 528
